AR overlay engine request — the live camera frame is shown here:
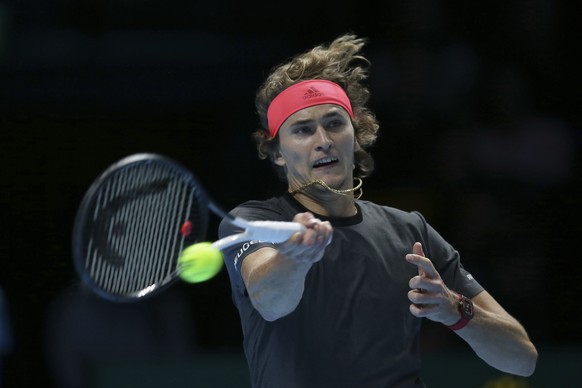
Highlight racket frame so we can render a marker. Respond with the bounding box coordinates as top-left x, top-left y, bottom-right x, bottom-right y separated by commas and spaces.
72, 153, 305, 302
